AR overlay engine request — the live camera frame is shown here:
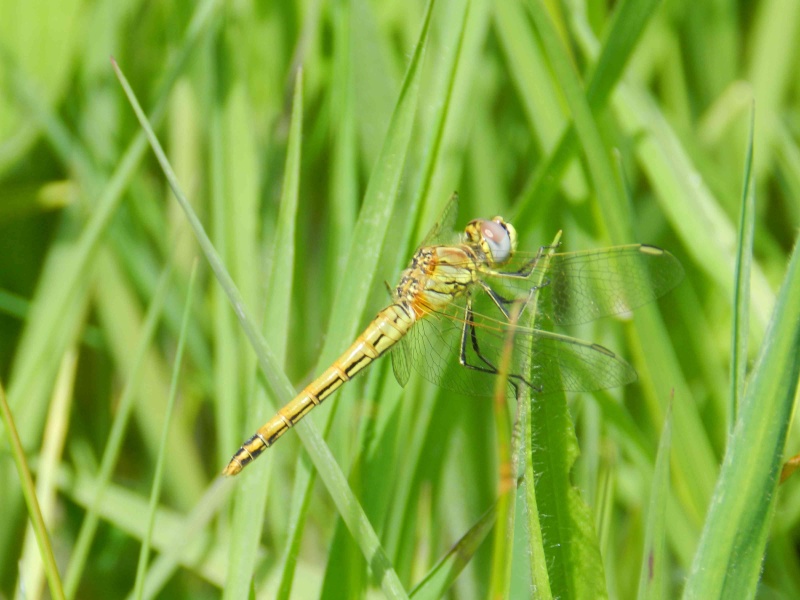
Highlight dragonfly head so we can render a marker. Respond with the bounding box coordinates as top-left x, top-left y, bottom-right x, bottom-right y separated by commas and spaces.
465, 217, 517, 265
